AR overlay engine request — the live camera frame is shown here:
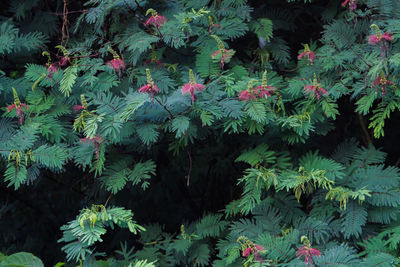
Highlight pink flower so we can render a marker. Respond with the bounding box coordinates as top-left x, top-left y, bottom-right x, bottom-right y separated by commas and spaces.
304, 85, 328, 100
371, 76, 394, 97
73, 105, 85, 112
211, 49, 235, 69
7, 103, 28, 125
138, 83, 160, 97
298, 50, 316, 64
144, 15, 166, 28
342, 0, 357, 11
242, 243, 265, 262
298, 44, 316, 64
107, 58, 125, 77
254, 85, 275, 97
296, 246, 321, 267
6, 104, 16, 113
242, 247, 251, 257
47, 64, 58, 79
238, 90, 257, 101
58, 56, 69, 67
181, 83, 206, 103
368, 32, 393, 45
